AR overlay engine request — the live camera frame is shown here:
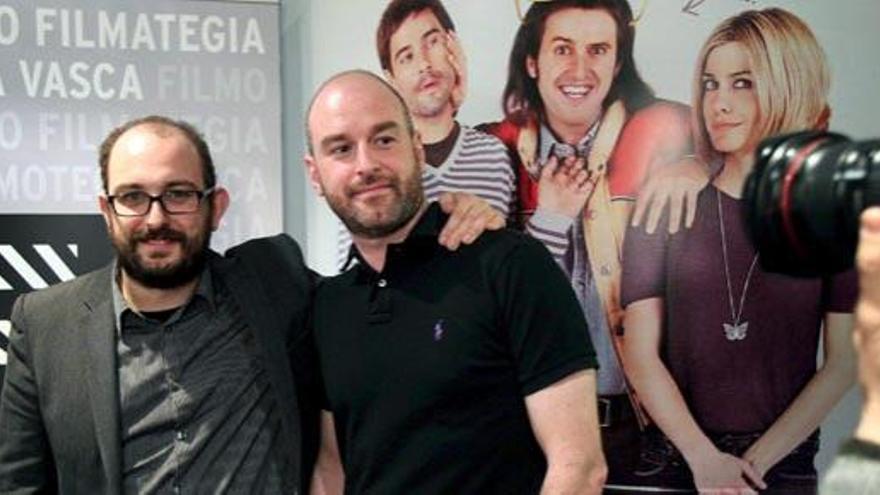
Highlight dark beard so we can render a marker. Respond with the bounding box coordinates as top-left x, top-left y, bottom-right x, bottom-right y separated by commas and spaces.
335, 192, 424, 239
115, 225, 210, 289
